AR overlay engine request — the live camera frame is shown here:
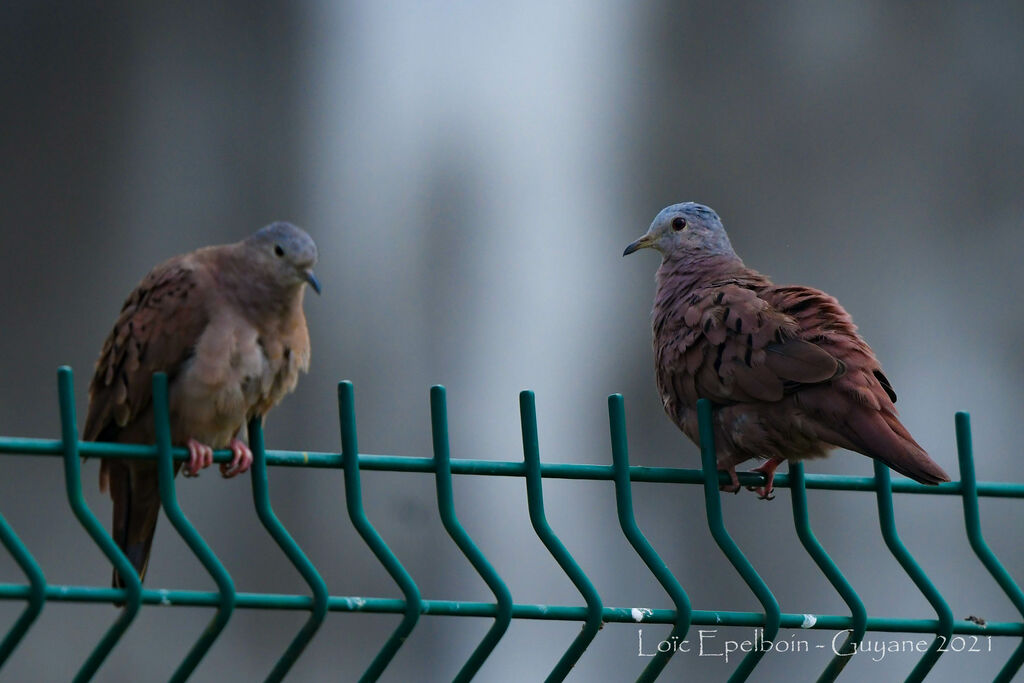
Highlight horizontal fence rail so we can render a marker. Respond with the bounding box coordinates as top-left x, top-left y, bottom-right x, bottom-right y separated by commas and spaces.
0, 366, 1021, 681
